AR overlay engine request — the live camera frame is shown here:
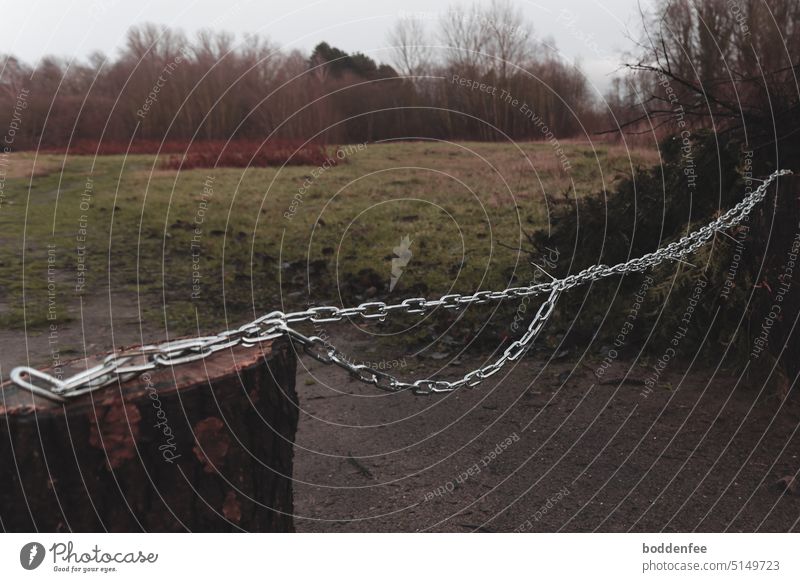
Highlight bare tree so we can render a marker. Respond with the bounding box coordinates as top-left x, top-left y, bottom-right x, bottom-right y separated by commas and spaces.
483, 0, 532, 80
0, 55, 29, 101
438, 3, 490, 73
387, 17, 431, 79
612, 0, 800, 152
